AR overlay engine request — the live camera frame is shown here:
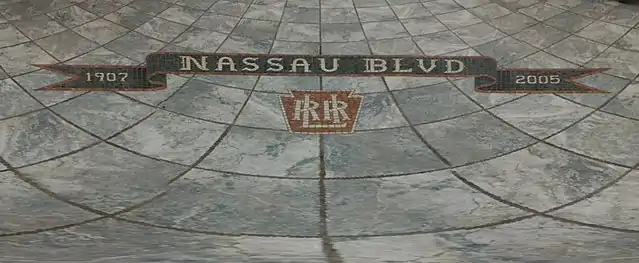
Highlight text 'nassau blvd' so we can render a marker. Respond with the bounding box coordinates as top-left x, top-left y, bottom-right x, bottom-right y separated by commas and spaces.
178, 55, 468, 74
